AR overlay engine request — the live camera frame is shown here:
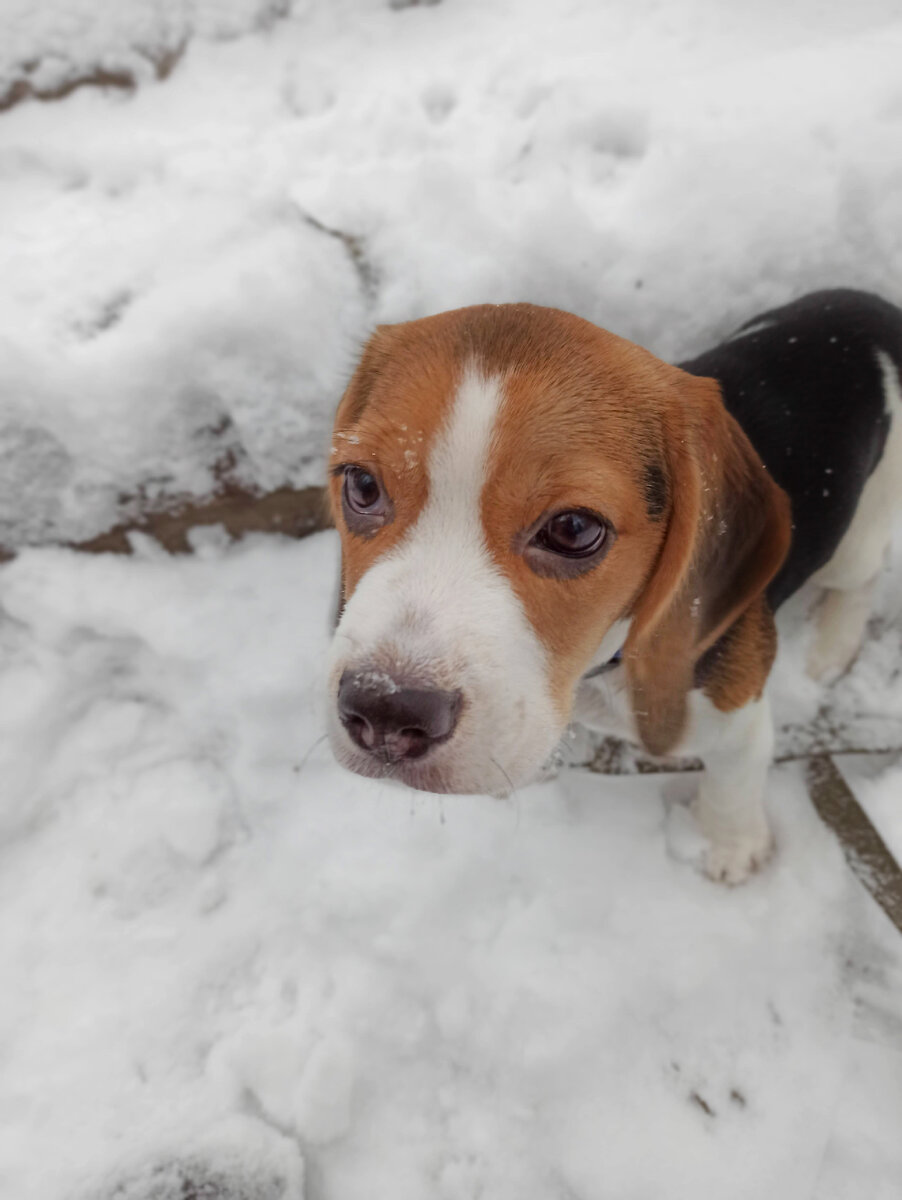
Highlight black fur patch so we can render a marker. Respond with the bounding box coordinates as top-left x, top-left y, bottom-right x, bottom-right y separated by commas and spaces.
679, 288, 902, 609
642, 458, 668, 521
